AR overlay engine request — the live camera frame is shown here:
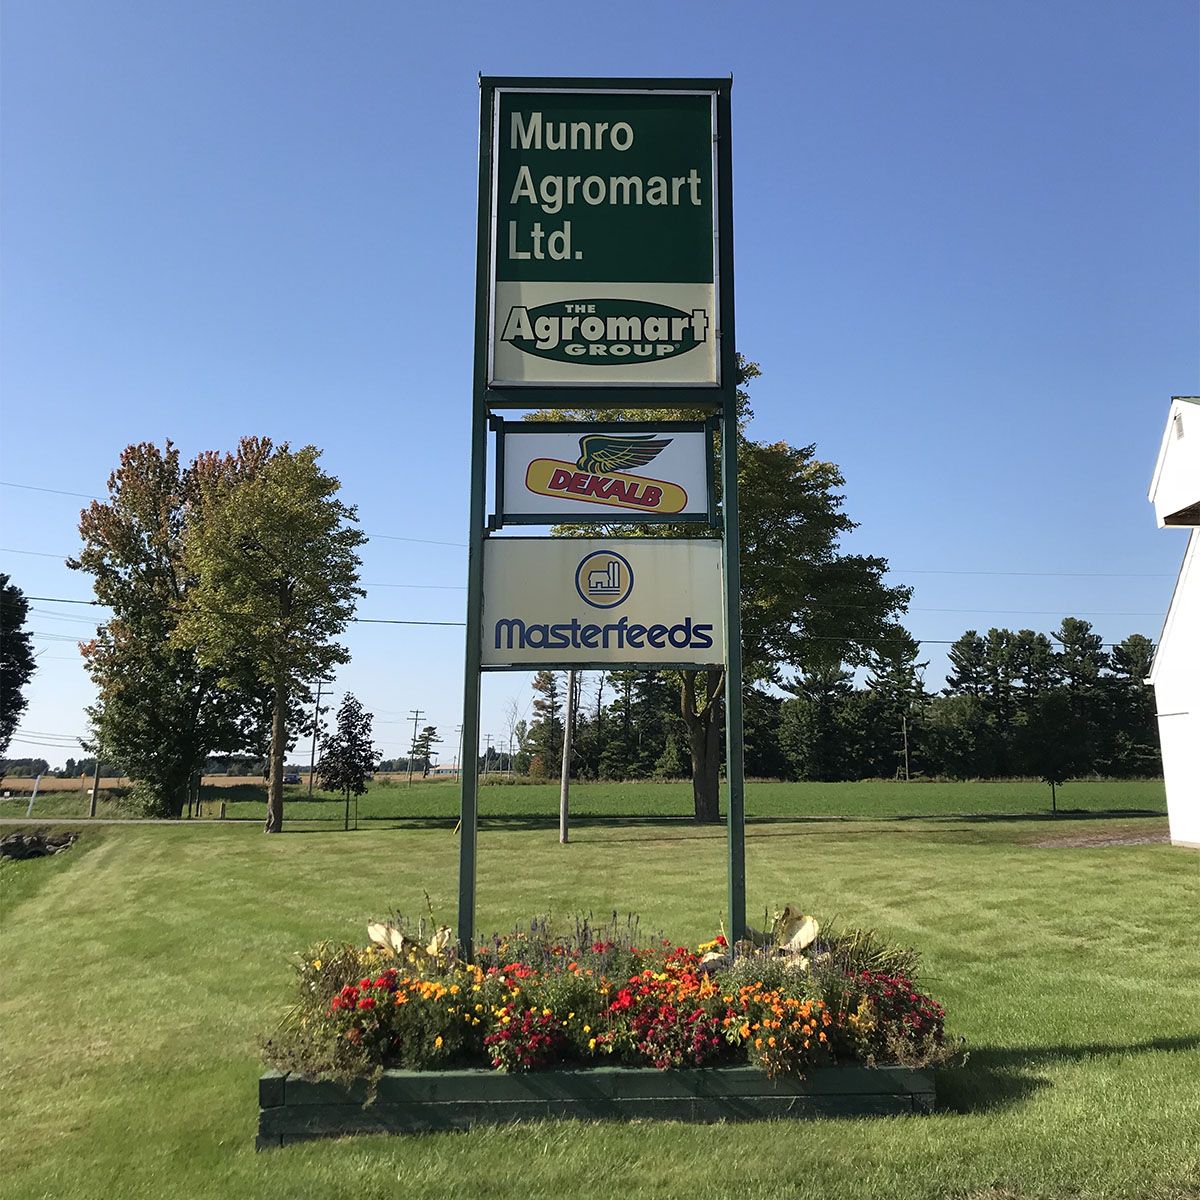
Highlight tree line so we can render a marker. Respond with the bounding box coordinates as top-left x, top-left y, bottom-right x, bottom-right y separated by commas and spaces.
0, 358, 1162, 825
509, 618, 1159, 791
